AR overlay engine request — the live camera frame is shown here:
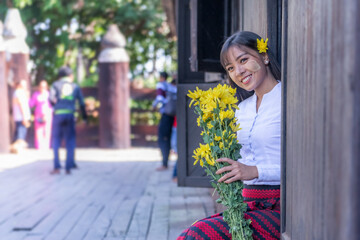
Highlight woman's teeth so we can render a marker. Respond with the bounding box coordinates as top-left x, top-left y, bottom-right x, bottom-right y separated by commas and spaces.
242, 75, 251, 84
